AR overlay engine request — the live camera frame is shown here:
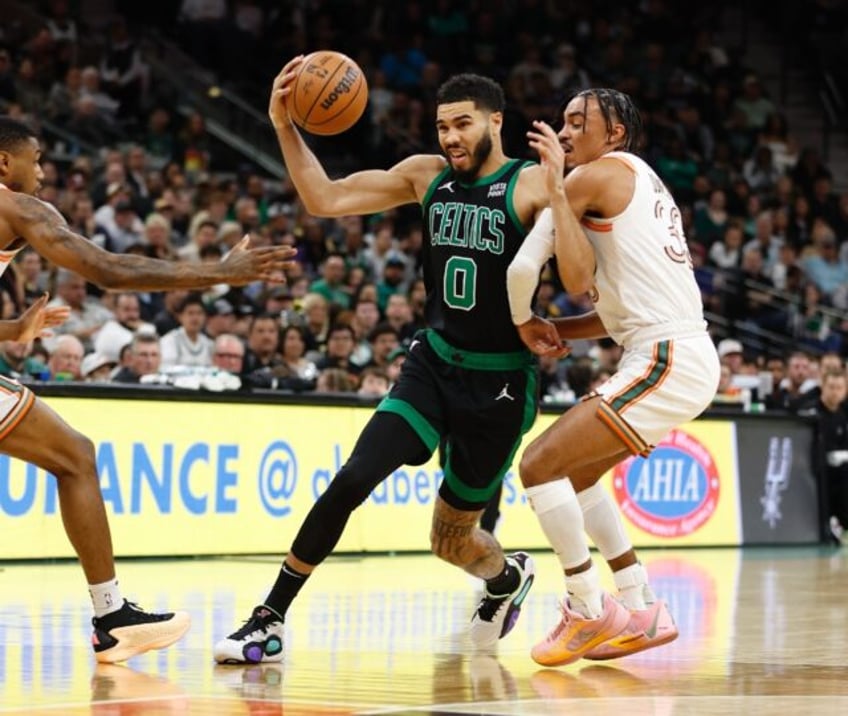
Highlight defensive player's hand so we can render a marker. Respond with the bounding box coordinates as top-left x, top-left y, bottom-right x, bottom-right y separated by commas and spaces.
221, 236, 298, 285
517, 315, 571, 358
269, 56, 305, 129
16, 293, 70, 343
527, 120, 567, 197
